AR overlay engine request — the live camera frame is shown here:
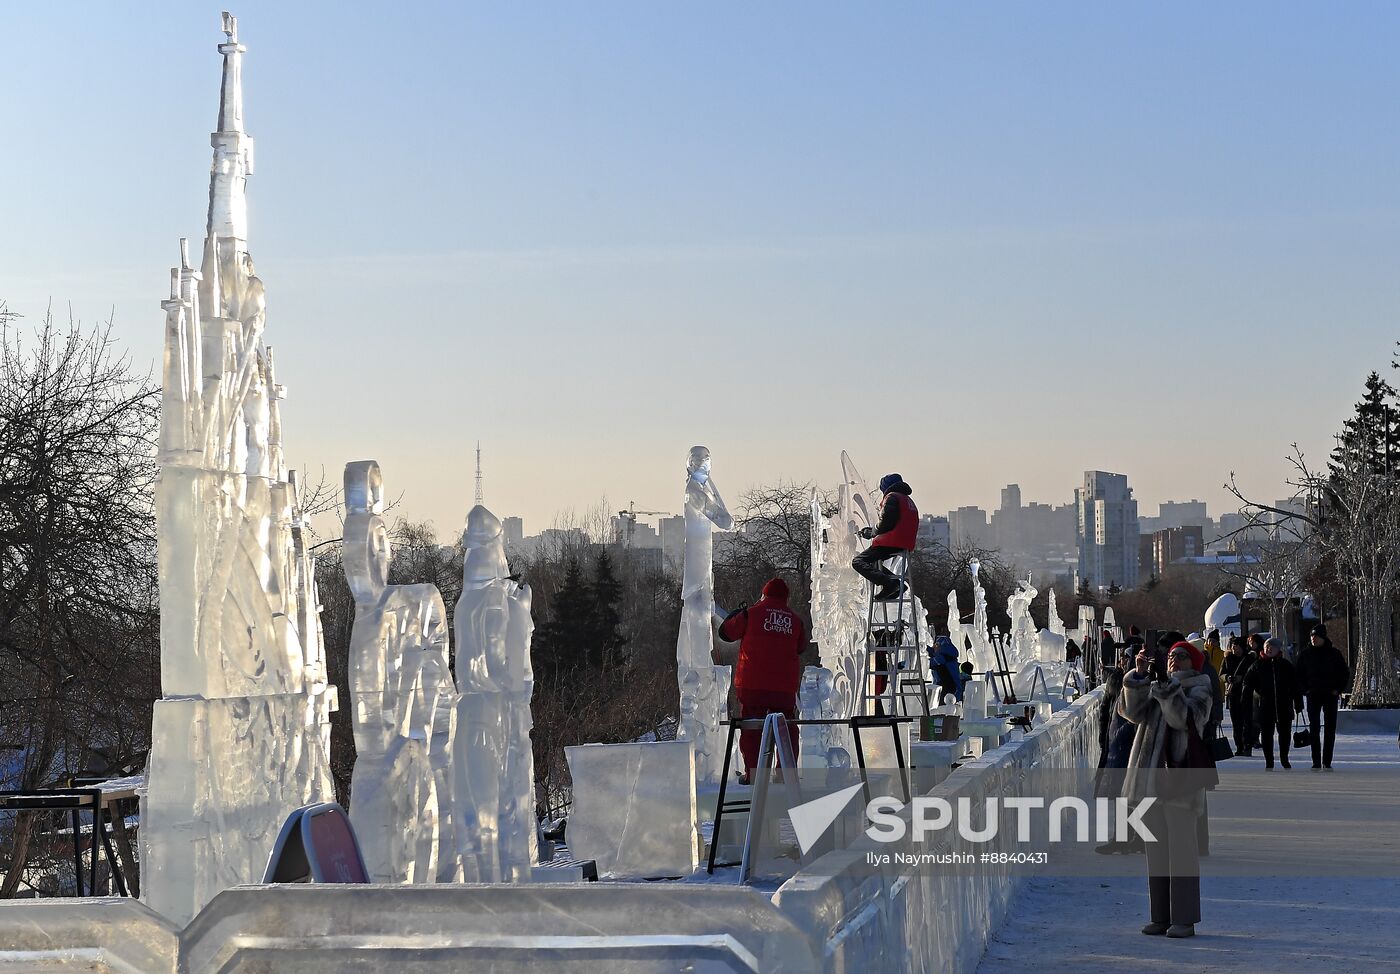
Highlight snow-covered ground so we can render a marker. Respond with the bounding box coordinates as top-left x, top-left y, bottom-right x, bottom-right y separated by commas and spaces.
978, 732, 1400, 973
